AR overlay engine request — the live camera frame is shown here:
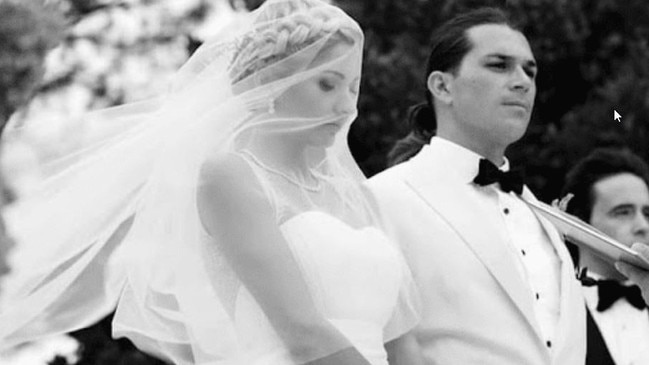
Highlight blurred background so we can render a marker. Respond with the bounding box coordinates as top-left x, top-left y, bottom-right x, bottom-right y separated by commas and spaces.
1, 0, 648, 363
